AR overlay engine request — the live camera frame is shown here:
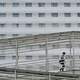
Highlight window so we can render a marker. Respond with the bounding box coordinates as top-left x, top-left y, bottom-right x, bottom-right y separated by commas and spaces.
65, 23, 71, 27
77, 23, 80, 27
52, 23, 59, 27
76, 3, 80, 7
26, 56, 32, 60
0, 56, 5, 60
64, 3, 71, 7
0, 23, 6, 27
38, 13, 45, 17
25, 13, 32, 17
51, 13, 58, 17
12, 23, 19, 27
12, 13, 19, 17
51, 2, 58, 7
25, 23, 32, 27
0, 34, 6, 37
64, 13, 71, 17
12, 2, 19, 7
25, 3, 32, 7
38, 3, 45, 7
12, 34, 19, 36
39, 23, 46, 27
0, 3, 6, 7
77, 13, 80, 17
0, 13, 6, 17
